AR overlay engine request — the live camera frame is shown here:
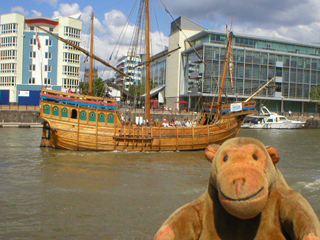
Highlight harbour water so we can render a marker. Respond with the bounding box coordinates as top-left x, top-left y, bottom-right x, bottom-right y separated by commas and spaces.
0, 128, 319, 239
